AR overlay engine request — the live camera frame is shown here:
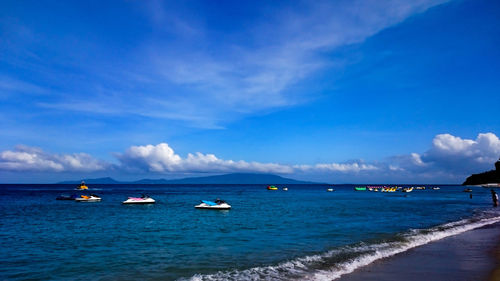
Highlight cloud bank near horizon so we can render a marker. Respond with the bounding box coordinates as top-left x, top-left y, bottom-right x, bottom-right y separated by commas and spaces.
1, 133, 499, 182
0, 145, 109, 172
116, 143, 294, 174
